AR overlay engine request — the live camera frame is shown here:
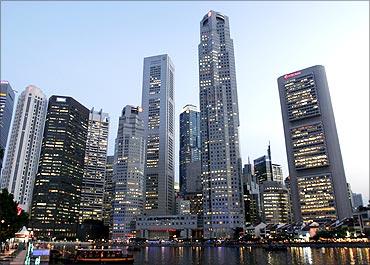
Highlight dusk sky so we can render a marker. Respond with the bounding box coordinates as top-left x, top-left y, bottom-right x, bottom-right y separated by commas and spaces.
1, 1, 368, 202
